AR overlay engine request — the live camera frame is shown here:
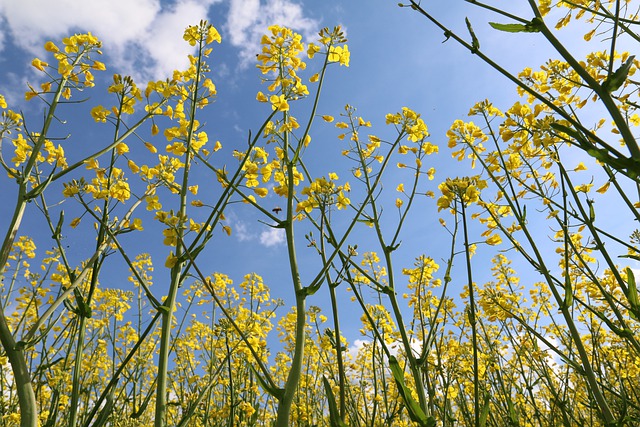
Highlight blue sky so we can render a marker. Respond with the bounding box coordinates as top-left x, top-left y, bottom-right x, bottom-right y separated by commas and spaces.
0, 0, 629, 346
